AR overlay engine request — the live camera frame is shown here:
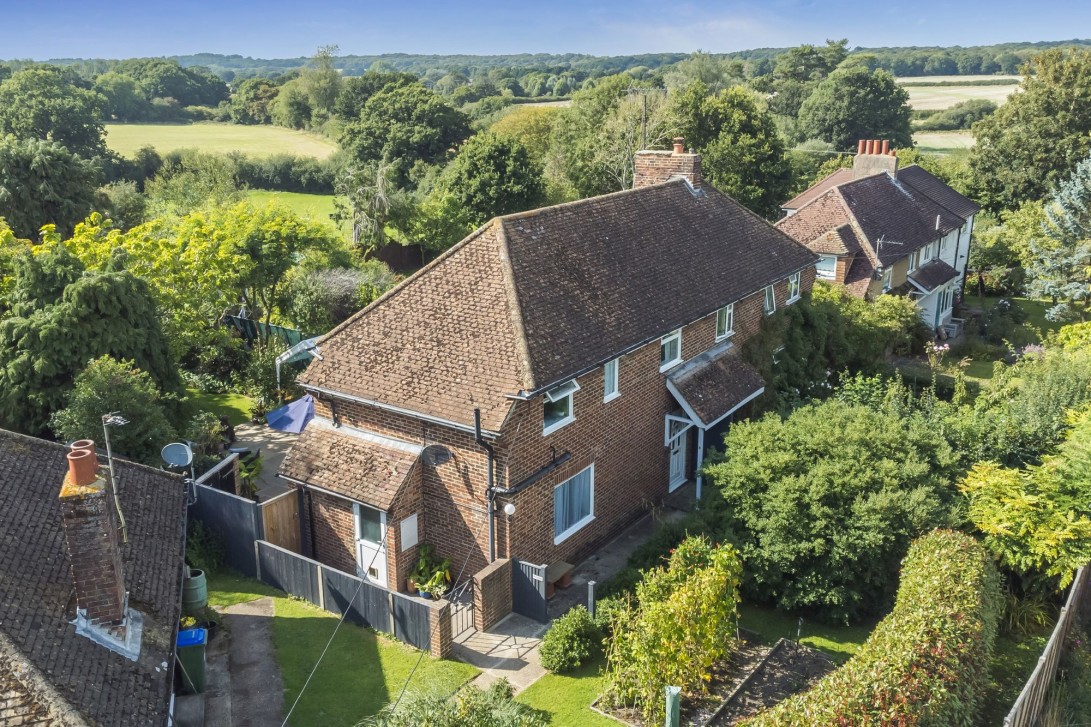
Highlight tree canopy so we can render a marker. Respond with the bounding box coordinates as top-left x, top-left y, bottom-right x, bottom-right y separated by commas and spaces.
1026, 150, 1091, 318
0, 135, 101, 239
796, 66, 913, 150
0, 66, 106, 158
